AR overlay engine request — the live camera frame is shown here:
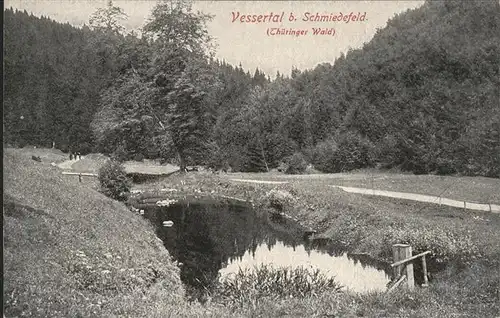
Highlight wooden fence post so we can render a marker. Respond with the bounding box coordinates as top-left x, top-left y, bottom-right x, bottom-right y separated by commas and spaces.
79, 174, 82, 183
392, 244, 415, 290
